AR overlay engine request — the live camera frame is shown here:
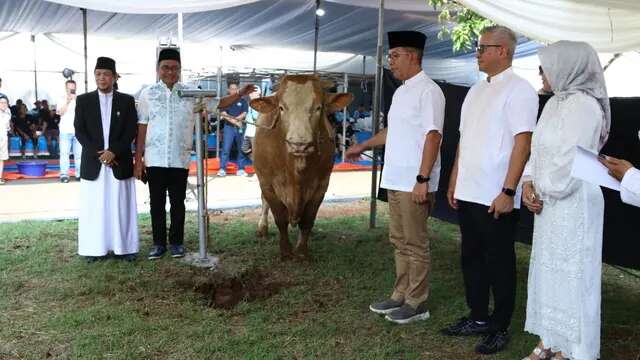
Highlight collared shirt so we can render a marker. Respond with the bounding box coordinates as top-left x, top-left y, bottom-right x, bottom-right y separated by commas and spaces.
138, 81, 218, 169
380, 70, 445, 192
58, 95, 76, 134
99, 91, 113, 148
222, 98, 247, 117
455, 67, 538, 208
